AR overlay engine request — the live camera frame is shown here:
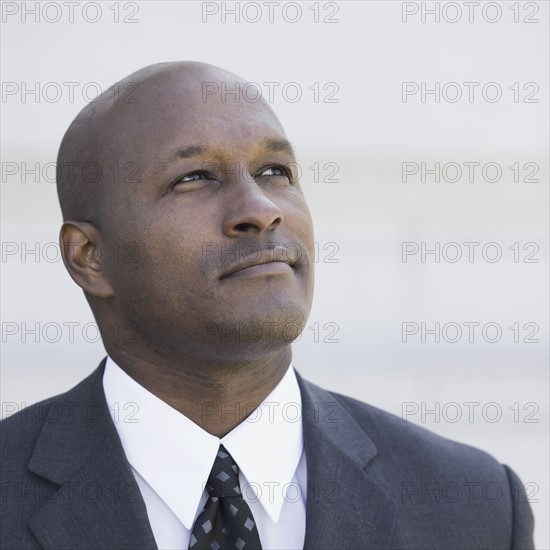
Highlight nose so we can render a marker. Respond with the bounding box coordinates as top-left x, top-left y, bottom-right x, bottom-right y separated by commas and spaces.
221, 169, 283, 237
